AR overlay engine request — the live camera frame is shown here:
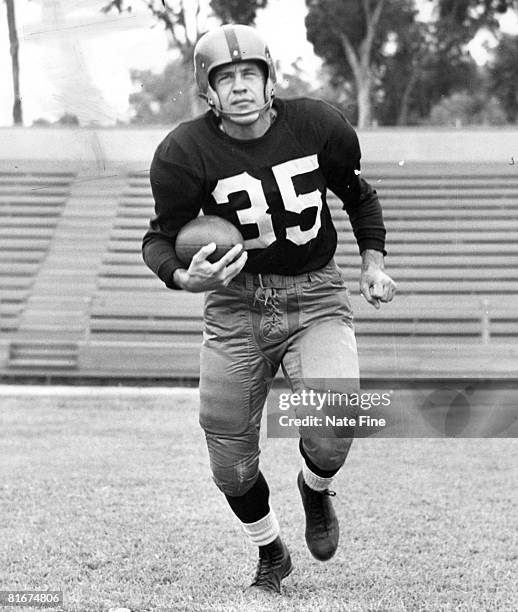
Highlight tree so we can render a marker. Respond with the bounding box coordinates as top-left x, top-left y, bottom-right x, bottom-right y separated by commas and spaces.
32, 113, 81, 127
5, 0, 22, 125
380, 25, 480, 124
487, 33, 518, 123
209, 0, 268, 24
428, 91, 506, 125
387, 0, 514, 124
305, 0, 515, 127
102, 0, 269, 59
102, 0, 269, 123
305, 0, 419, 127
129, 59, 195, 123
102, 0, 202, 62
